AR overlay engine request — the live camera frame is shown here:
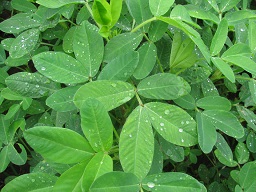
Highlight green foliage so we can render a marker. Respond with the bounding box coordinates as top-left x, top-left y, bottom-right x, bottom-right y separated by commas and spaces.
1, 0, 256, 191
